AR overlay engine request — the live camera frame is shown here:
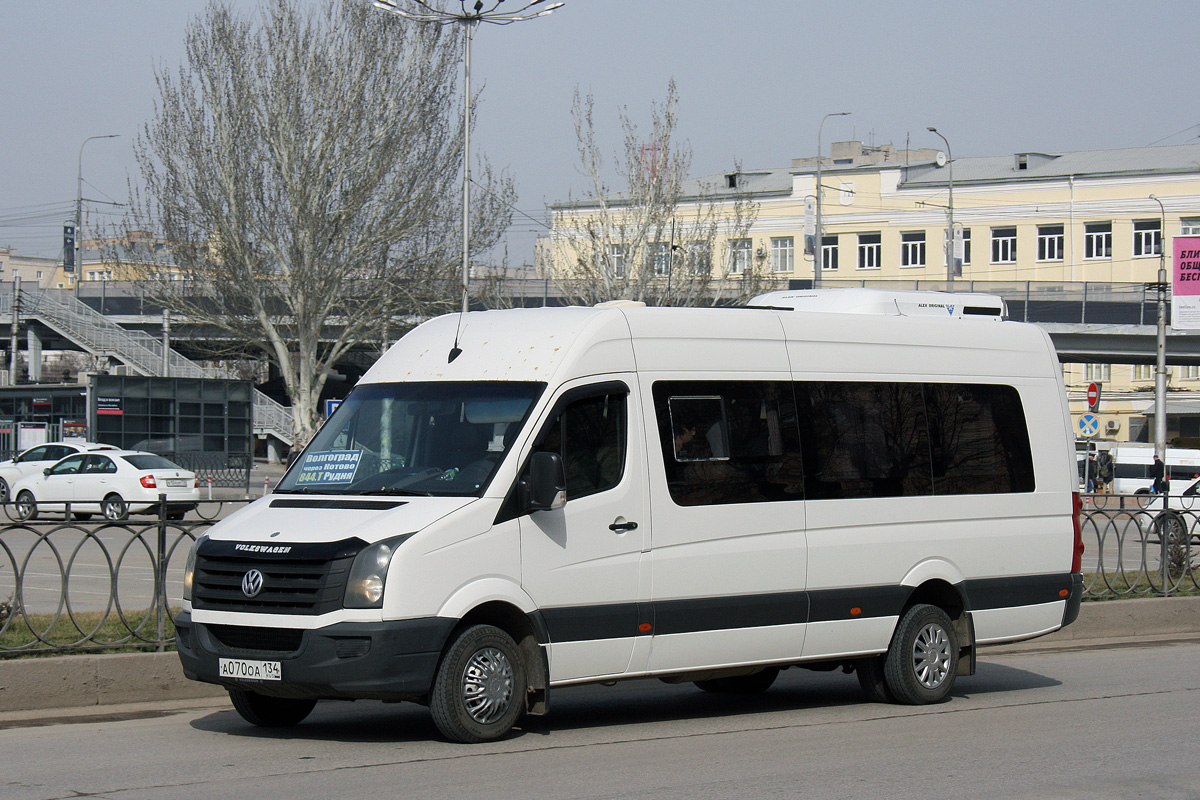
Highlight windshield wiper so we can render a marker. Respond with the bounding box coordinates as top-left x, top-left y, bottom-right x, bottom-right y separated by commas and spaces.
356, 488, 435, 497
